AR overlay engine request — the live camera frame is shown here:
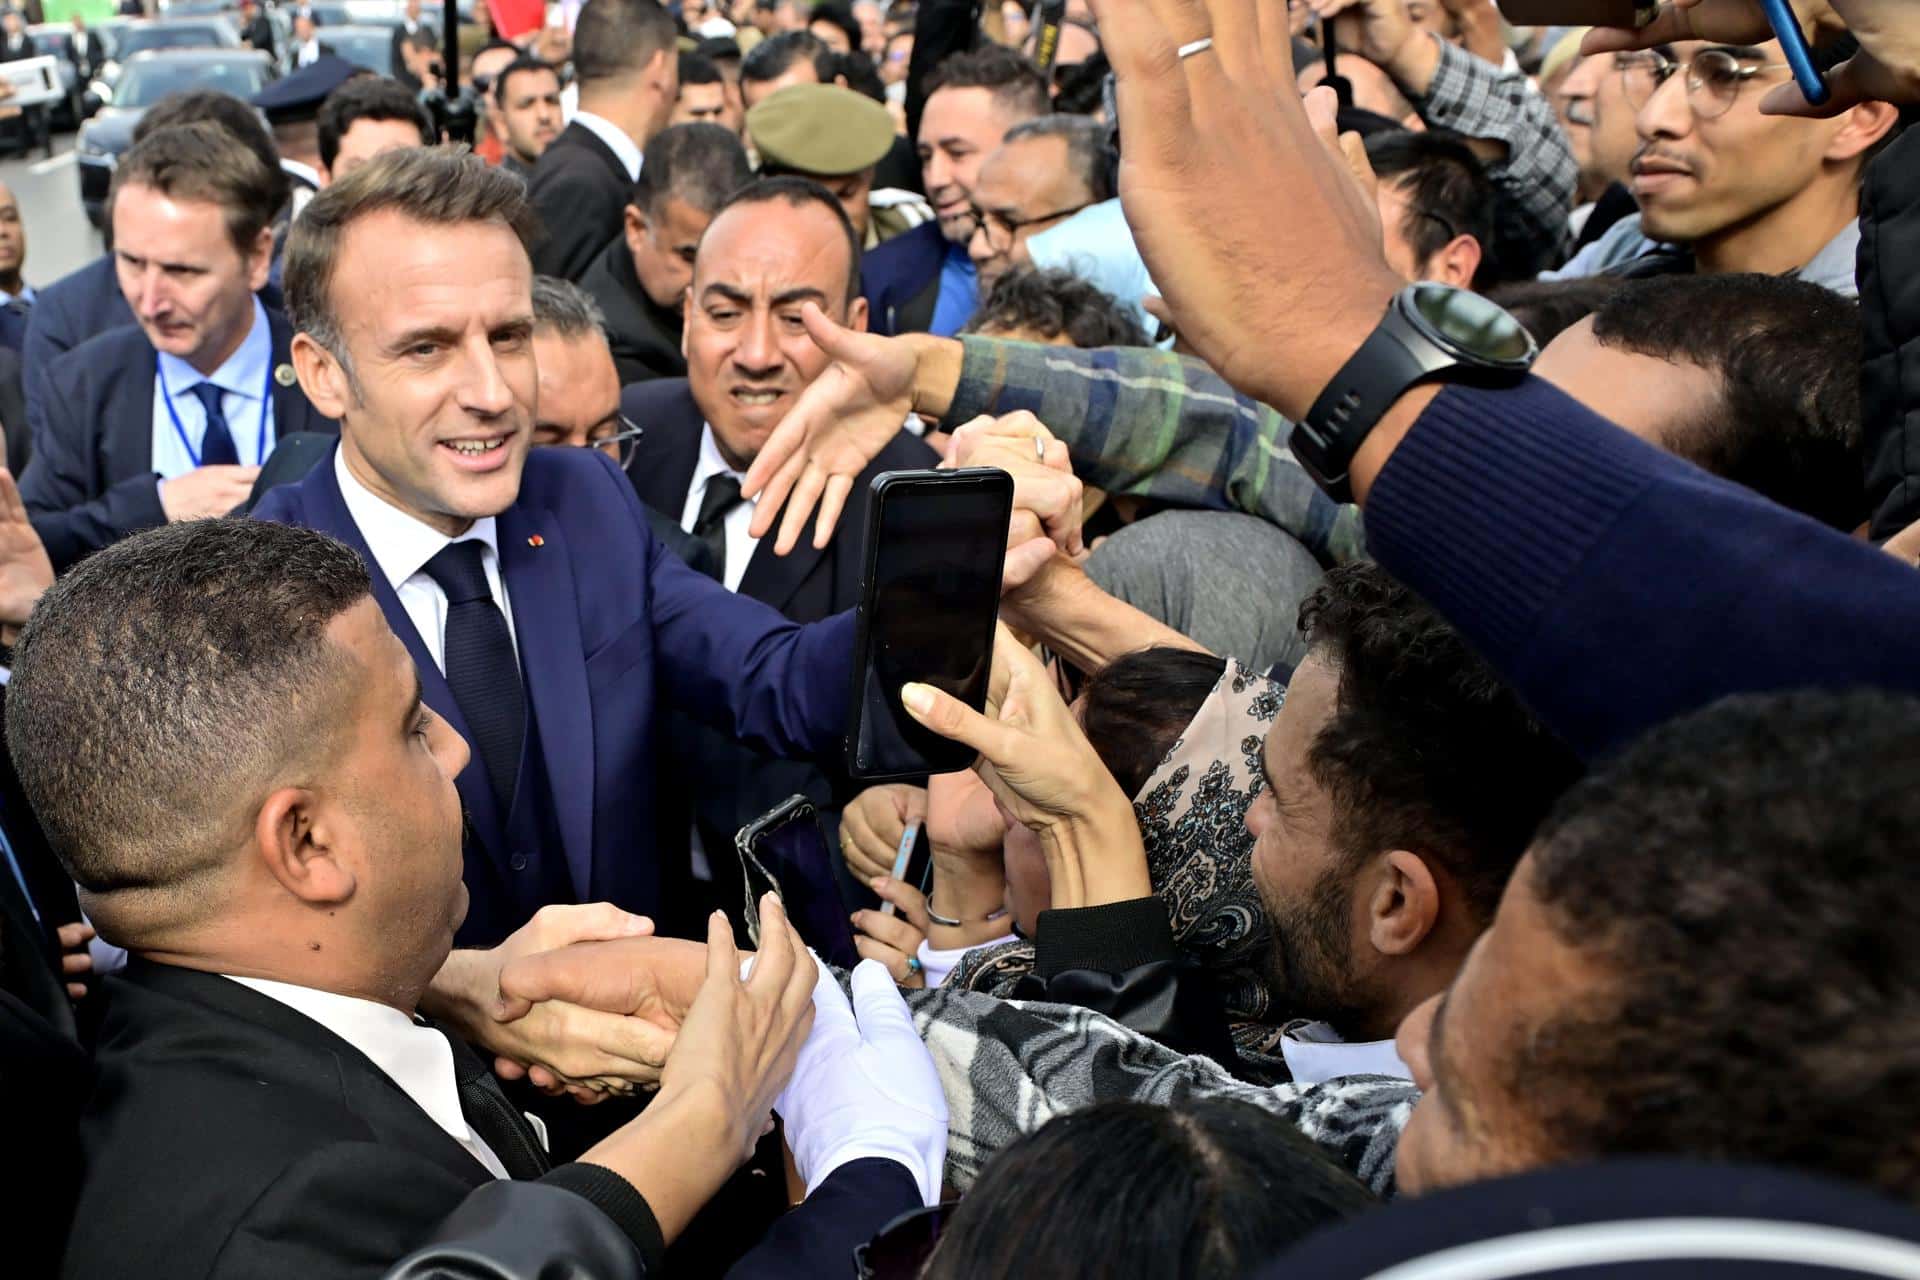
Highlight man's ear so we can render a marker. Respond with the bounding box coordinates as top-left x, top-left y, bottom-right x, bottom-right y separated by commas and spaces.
1427, 234, 1483, 290
847, 295, 869, 333
246, 223, 275, 294
1825, 99, 1899, 165
623, 202, 649, 255
1366, 850, 1441, 957
291, 330, 353, 419
253, 787, 357, 907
